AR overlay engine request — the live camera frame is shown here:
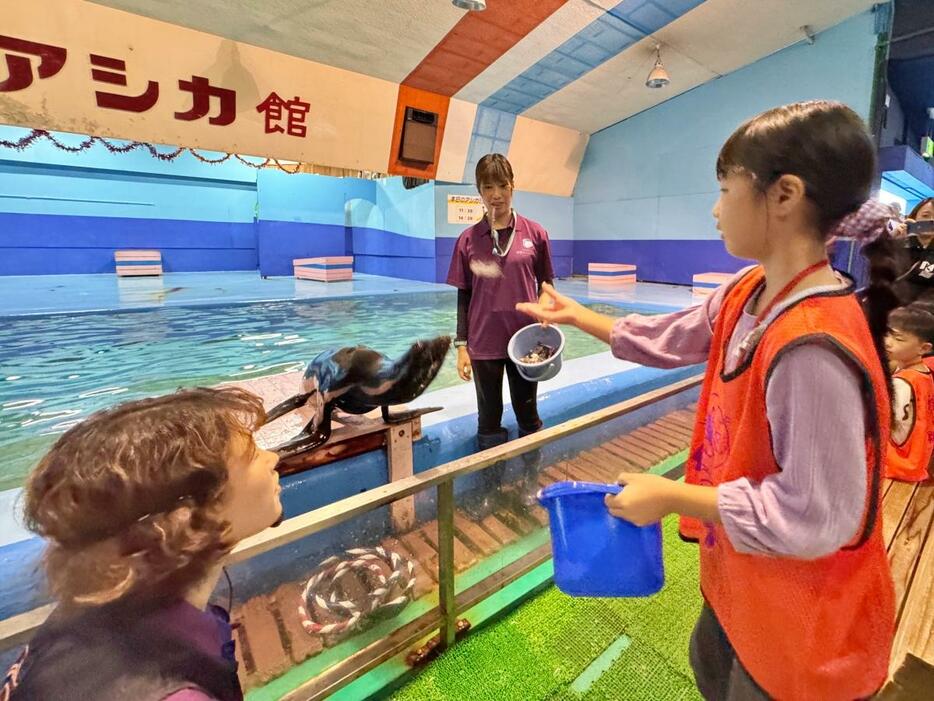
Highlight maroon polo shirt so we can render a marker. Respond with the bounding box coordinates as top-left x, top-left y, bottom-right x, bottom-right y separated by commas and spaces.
446, 214, 555, 360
